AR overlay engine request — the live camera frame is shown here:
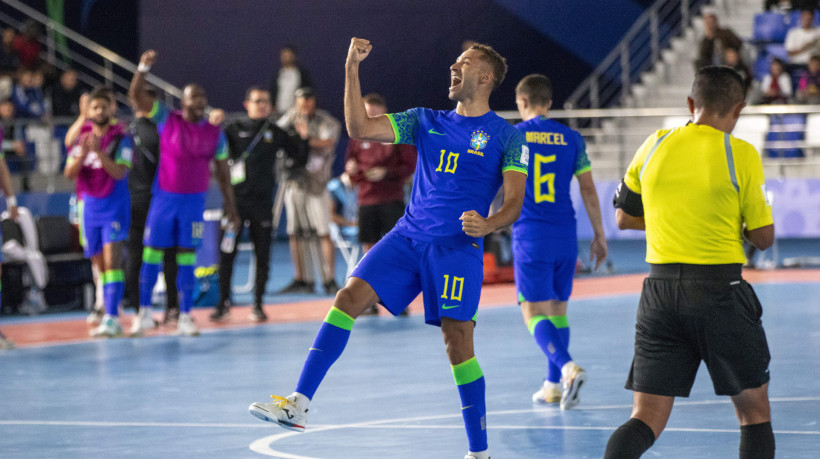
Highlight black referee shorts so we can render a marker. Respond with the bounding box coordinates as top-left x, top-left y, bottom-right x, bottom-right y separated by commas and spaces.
626, 263, 771, 397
